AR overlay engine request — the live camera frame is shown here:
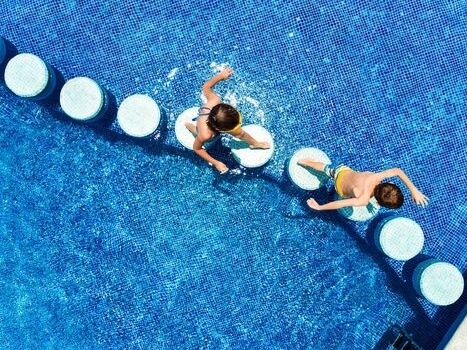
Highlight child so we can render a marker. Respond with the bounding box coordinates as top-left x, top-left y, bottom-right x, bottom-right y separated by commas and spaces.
185, 68, 270, 174
297, 159, 429, 210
